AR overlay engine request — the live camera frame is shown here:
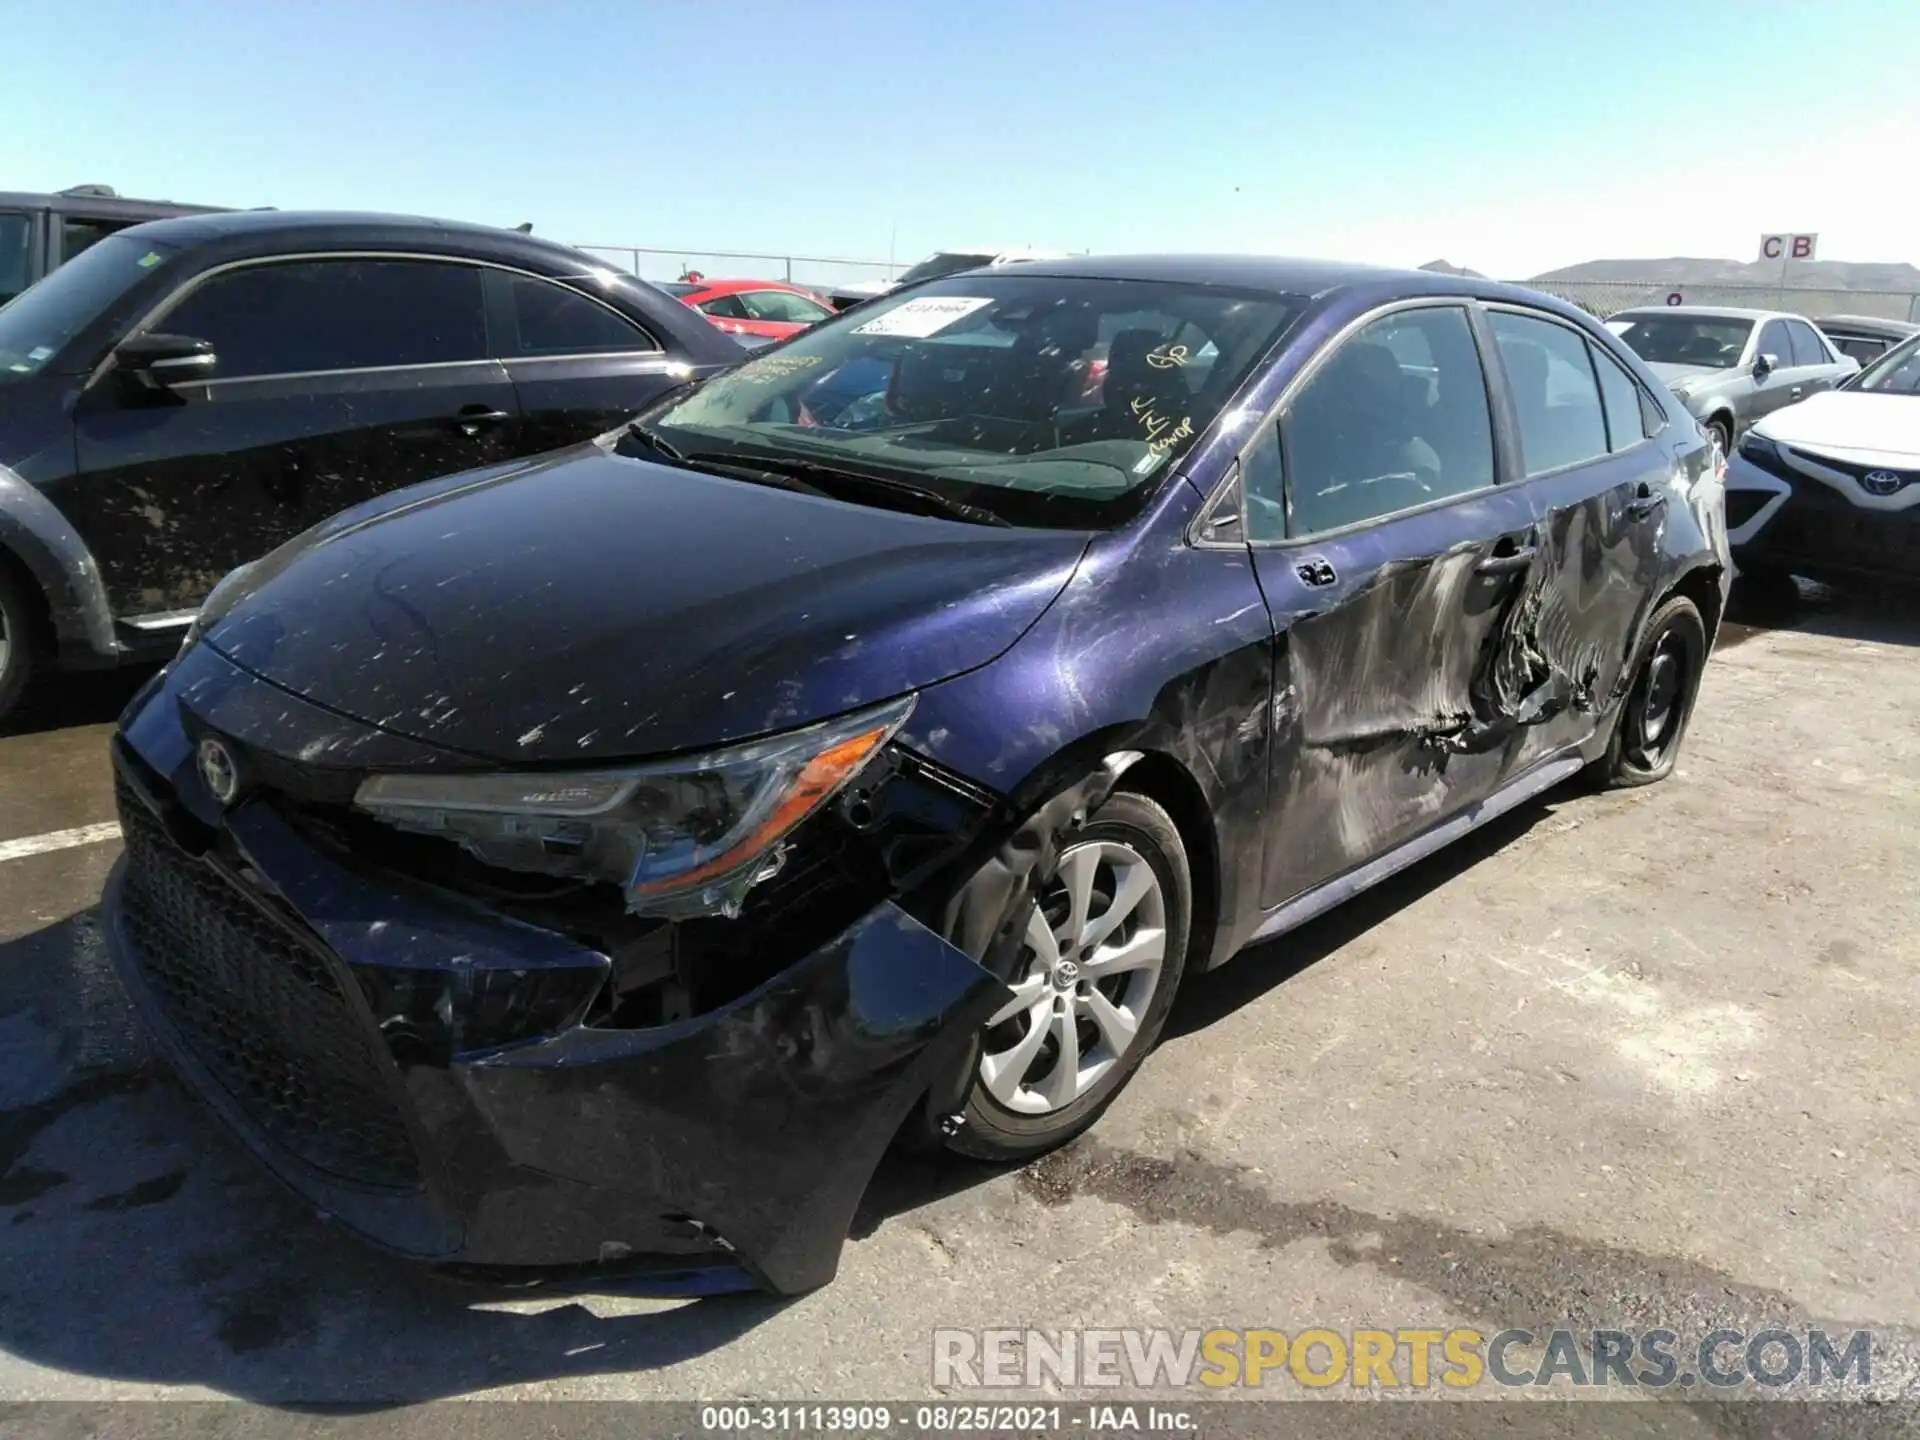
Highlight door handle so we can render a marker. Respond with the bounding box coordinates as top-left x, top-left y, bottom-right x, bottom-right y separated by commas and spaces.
1625, 483, 1669, 520
454, 405, 511, 437
1790, 385, 1805, 399
1475, 545, 1537, 575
